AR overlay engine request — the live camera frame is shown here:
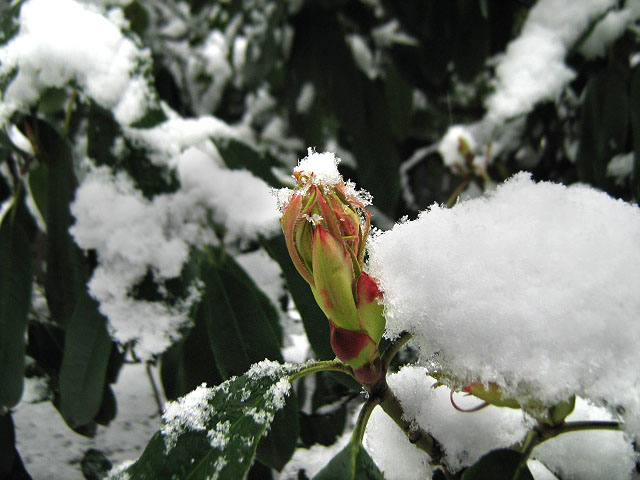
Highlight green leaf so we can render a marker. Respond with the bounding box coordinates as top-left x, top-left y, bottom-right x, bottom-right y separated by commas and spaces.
453, 0, 490, 82
384, 61, 413, 142
27, 162, 48, 223
313, 440, 384, 480
216, 138, 284, 188
0, 197, 33, 409
110, 361, 299, 480
59, 293, 113, 428
129, 107, 167, 129
630, 67, 640, 200
461, 449, 534, 480
0, 0, 23, 46
263, 234, 333, 360
577, 68, 629, 189
36, 119, 85, 327
197, 251, 295, 469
